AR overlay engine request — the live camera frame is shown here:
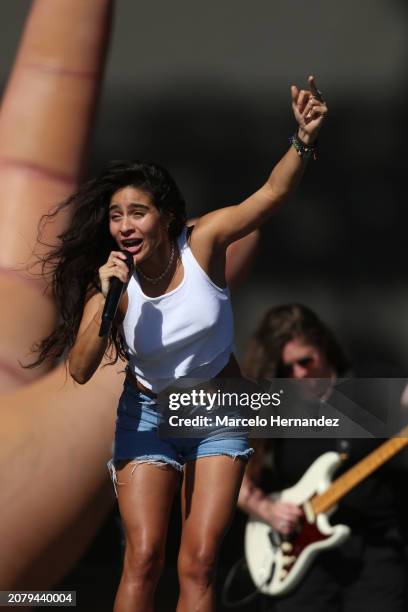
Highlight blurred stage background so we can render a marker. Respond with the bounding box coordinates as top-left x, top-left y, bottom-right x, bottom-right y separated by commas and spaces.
2, 0, 407, 371
1, 1, 407, 609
